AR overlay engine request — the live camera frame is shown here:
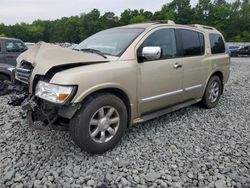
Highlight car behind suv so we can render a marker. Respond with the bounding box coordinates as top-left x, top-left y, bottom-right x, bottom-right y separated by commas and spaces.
0, 37, 27, 95
12, 21, 230, 154
231, 45, 250, 57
